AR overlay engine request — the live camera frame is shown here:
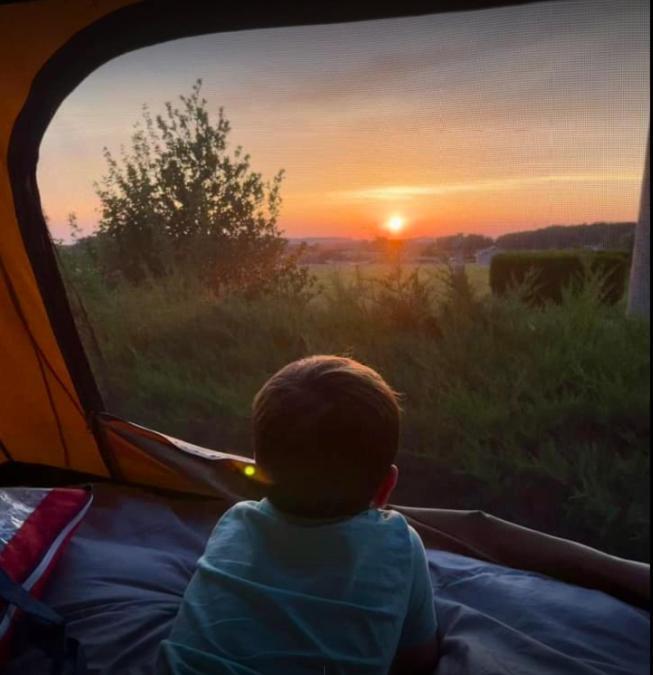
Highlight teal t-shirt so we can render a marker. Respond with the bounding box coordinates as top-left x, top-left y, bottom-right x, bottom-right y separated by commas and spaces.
159, 498, 437, 674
